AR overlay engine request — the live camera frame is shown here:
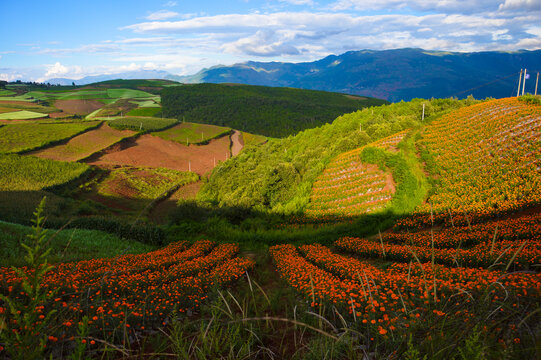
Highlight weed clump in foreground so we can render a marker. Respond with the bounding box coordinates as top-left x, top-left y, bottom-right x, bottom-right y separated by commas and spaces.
0, 197, 57, 360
